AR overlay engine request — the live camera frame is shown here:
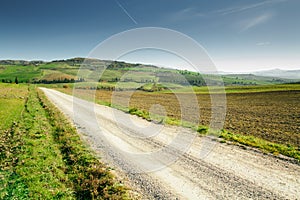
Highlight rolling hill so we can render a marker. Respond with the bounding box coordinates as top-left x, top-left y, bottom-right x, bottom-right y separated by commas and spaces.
0, 58, 299, 87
